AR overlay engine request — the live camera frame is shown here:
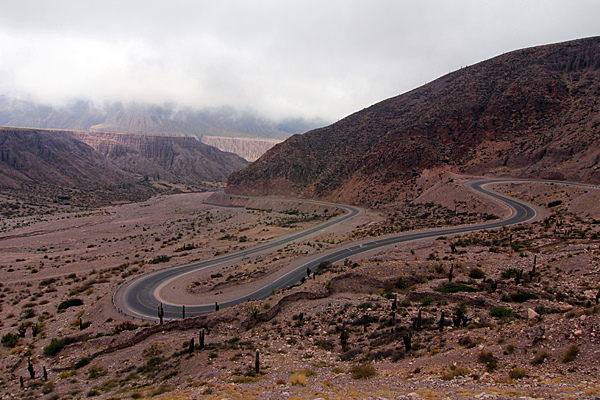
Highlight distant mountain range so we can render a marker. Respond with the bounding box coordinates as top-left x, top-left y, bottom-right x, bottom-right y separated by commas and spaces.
0, 127, 248, 205
227, 37, 600, 206
0, 97, 327, 160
